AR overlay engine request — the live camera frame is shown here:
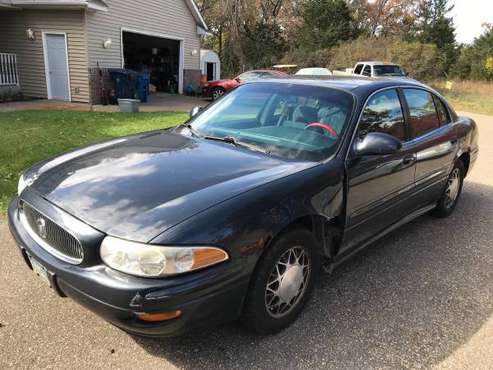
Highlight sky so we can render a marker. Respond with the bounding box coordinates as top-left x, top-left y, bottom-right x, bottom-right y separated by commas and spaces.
451, 0, 493, 44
